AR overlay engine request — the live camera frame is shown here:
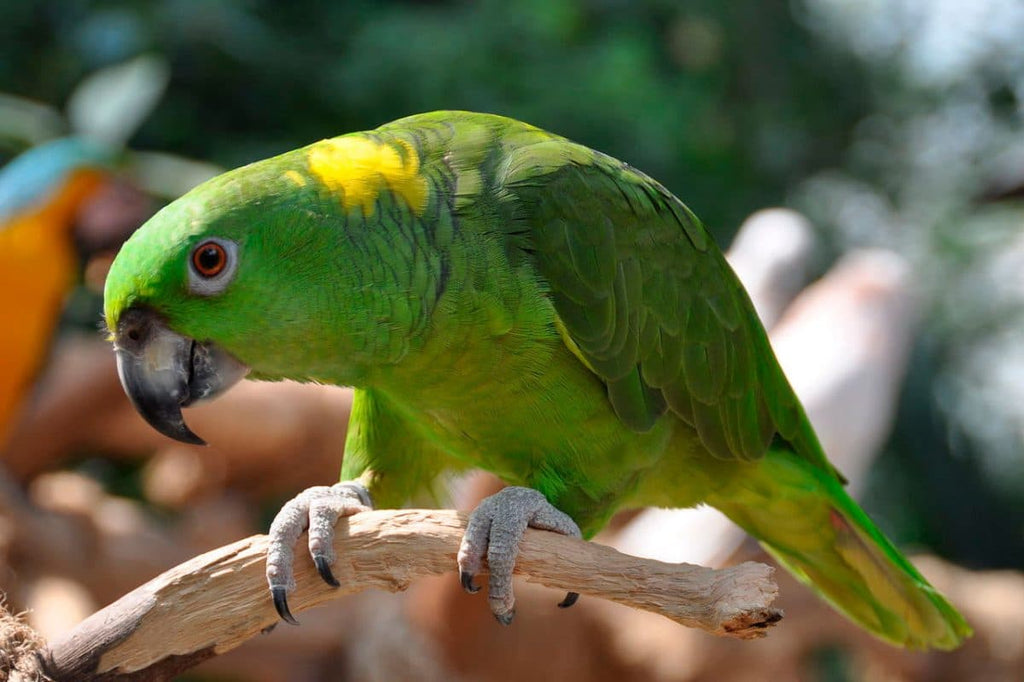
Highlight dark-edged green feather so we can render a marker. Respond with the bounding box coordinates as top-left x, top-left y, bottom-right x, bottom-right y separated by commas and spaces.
505, 144, 828, 469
